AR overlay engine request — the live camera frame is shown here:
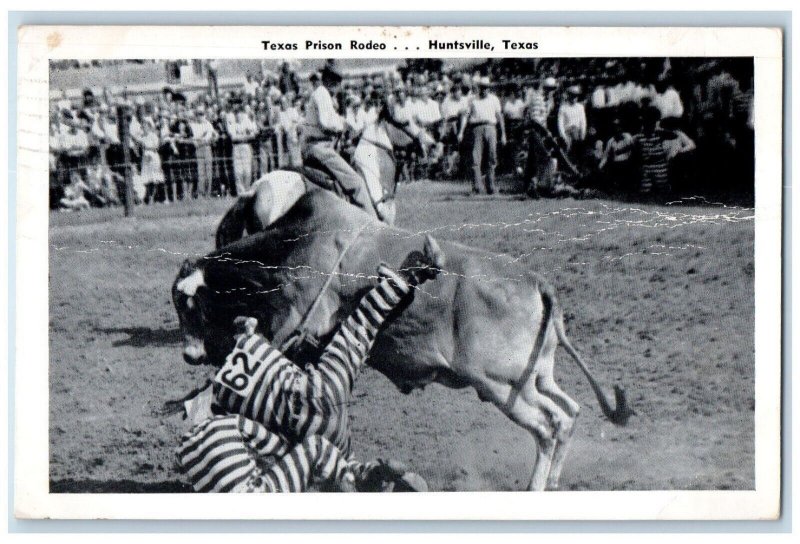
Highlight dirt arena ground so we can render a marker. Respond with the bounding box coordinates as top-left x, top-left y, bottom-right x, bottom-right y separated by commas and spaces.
48, 181, 755, 492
